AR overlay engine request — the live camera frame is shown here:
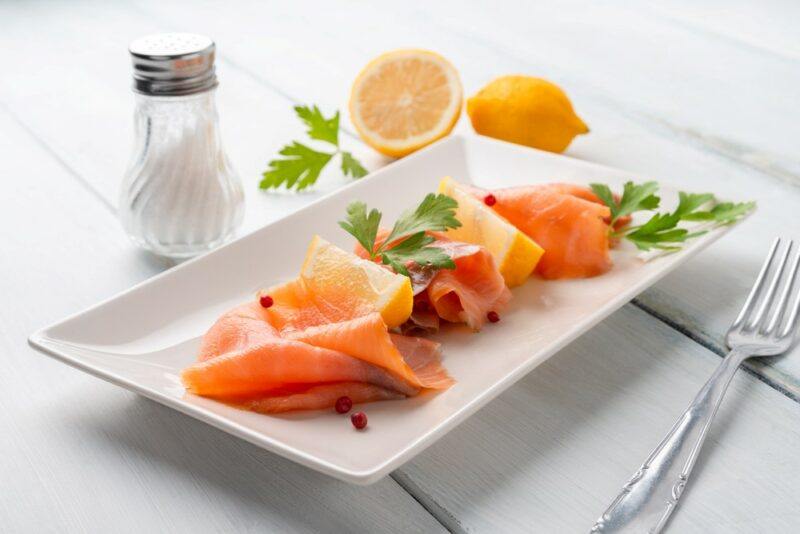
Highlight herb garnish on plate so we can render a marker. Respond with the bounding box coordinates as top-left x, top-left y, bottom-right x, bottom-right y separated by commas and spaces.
591, 181, 756, 251
339, 194, 462, 276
